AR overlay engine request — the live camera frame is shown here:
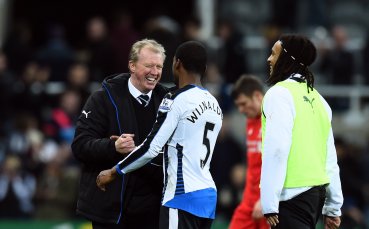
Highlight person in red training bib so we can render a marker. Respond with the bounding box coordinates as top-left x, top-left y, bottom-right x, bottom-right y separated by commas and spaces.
229, 75, 269, 229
